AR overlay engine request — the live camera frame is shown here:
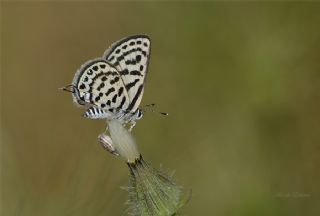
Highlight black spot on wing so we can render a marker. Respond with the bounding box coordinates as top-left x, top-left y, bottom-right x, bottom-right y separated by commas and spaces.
125, 78, 140, 91
108, 71, 118, 76
136, 55, 141, 62
110, 76, 120, 84
79, 84, 86, 89
127, 84, 143, 111
125, 59, 137, 65
95, 96, 100, 102
93, 66, 98, 71
87, 69, 93, 75
130, 70, 143, 76
97, 82, 105, 91
112, 94, 118, 103
118, 97, 126, 109
118, 87, 124, 96
105, 87, 115, 96
120, 69, 129, 75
